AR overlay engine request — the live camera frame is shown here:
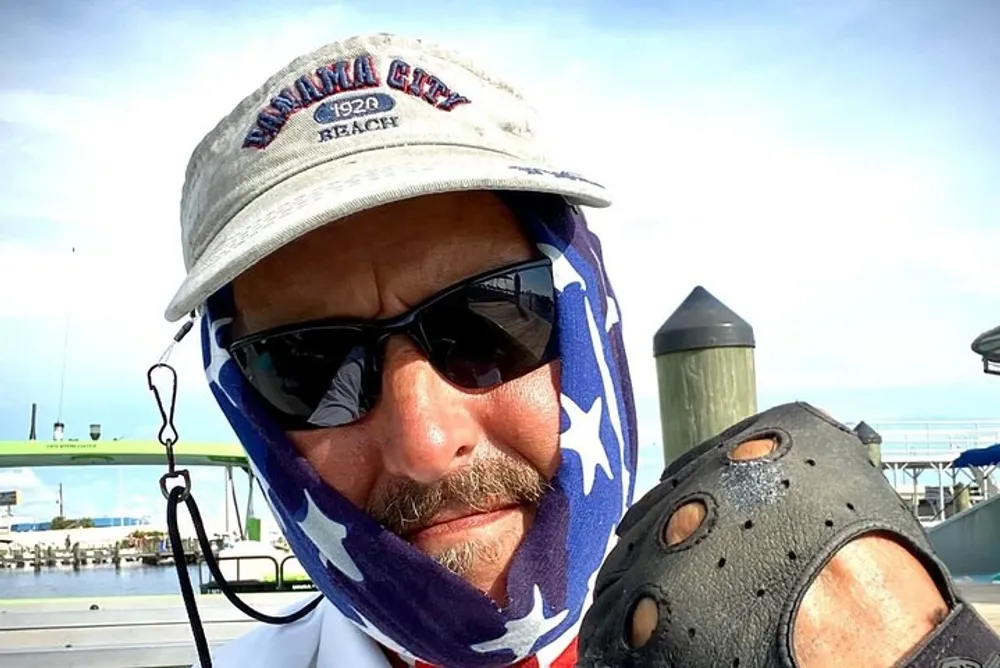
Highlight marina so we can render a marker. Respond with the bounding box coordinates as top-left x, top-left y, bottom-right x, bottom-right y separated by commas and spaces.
0, 426, 997, 666
0, 540, 201, 571
0, 367, 998, 667
6, 5, 1000, 666
0, 436, 322, 667
849, 418, 1000, 525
